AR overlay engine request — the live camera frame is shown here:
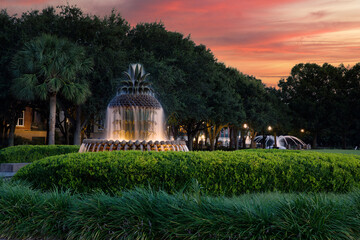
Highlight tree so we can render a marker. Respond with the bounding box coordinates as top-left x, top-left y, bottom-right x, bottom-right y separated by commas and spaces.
232, 74, 273, 148
278, 63, 332, 148
11, 34, 92, 145
341, 63, 360, 148
206, 64, 244, 150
